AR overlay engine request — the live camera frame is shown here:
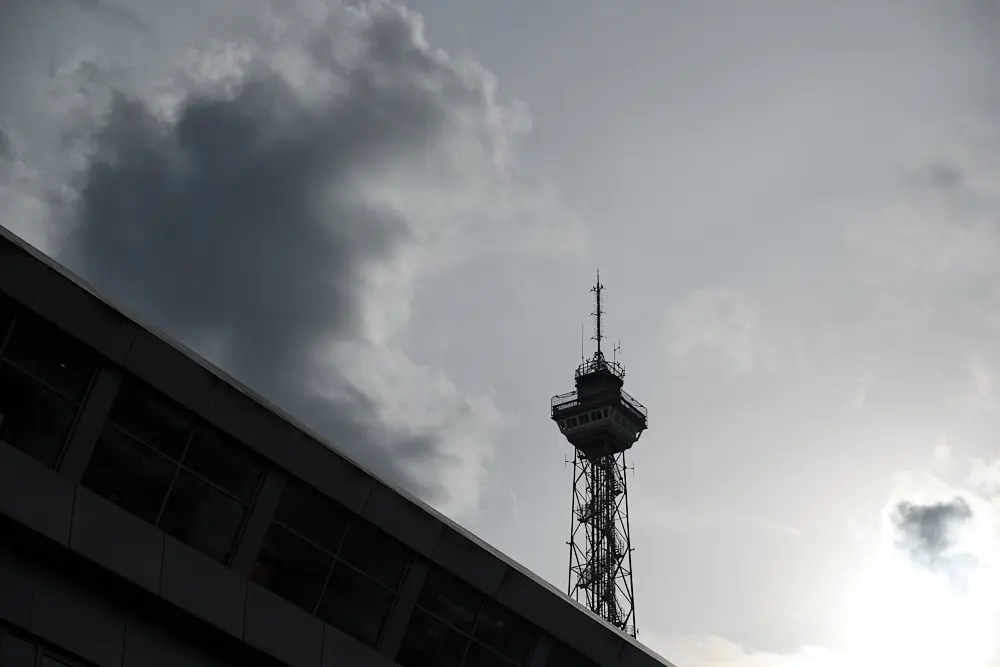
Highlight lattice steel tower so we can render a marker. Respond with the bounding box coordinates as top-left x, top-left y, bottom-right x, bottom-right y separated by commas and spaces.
551, 272, 648, 637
